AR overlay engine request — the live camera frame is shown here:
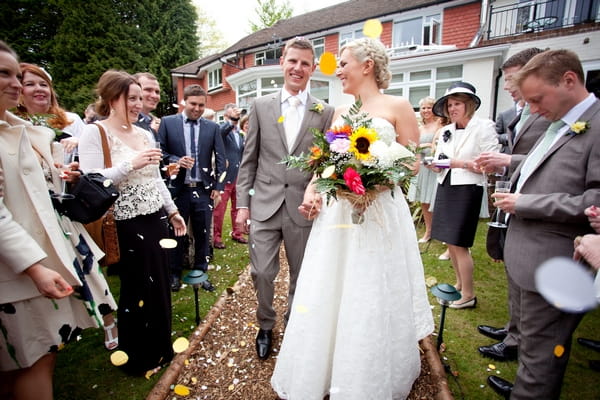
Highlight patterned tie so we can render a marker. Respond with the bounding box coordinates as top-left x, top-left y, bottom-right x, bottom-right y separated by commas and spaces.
514, 103, 531, 139
188, 119, 198, 179
516, 119, 565, 192
284, 96, 301, 150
